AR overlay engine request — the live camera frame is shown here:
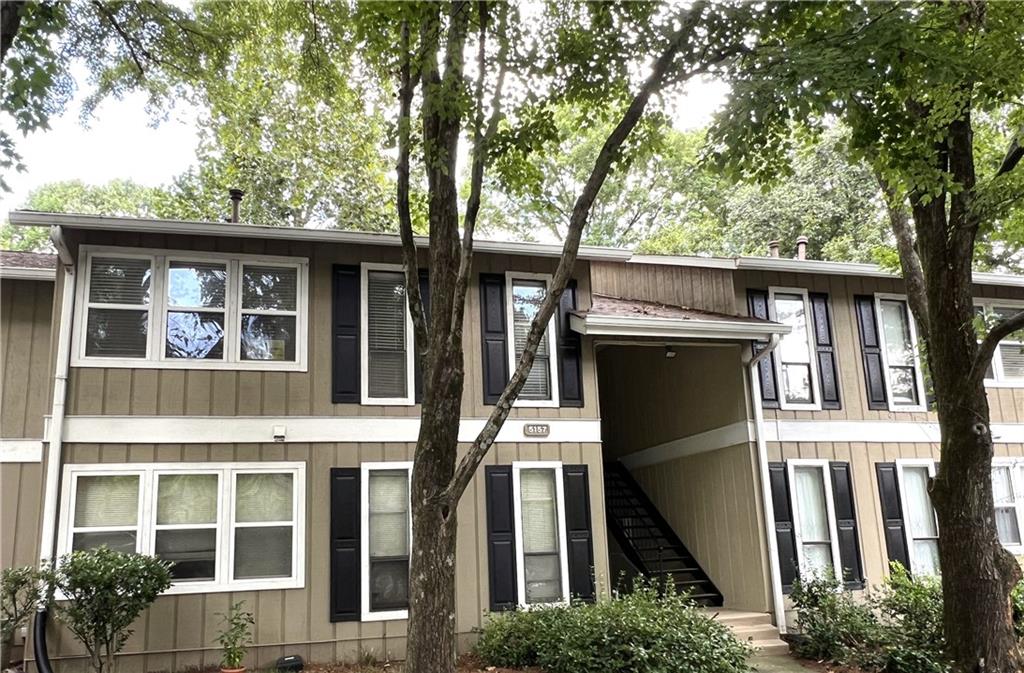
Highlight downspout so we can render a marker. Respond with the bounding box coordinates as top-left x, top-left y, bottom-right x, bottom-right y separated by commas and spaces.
34, 226, 75, 673
746, 333, 788, 634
